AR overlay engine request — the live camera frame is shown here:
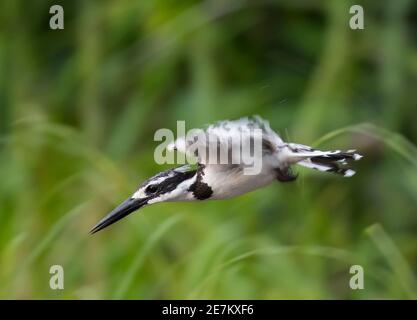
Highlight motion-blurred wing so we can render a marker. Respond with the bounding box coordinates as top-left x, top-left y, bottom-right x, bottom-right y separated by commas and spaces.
167, 116, 283, 165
